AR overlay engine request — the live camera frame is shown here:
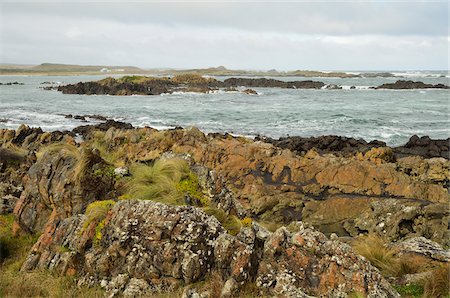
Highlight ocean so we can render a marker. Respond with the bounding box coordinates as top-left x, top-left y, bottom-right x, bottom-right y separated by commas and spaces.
0, 72, 449, 146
